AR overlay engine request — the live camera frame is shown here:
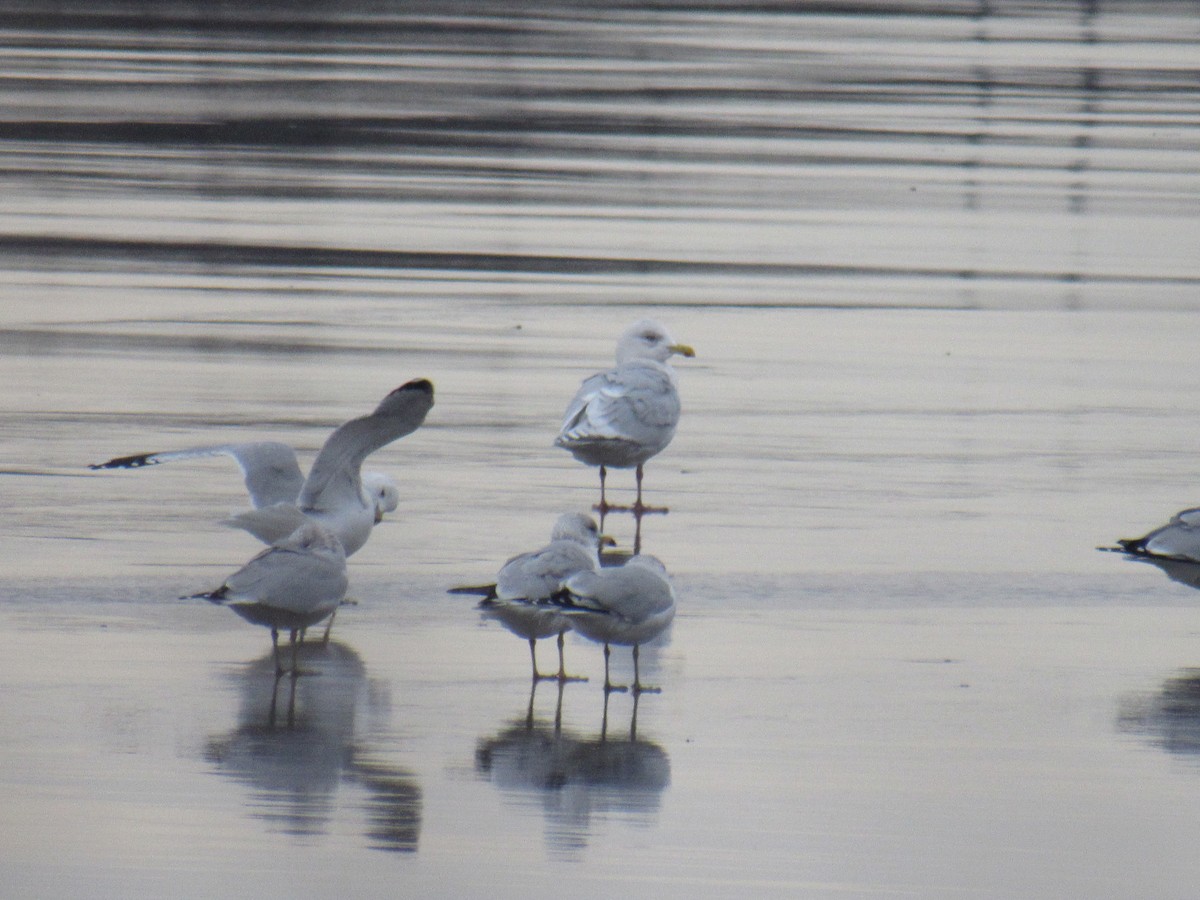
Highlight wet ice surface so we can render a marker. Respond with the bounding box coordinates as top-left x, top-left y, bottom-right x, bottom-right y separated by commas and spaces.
4, 2, 1200, 897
